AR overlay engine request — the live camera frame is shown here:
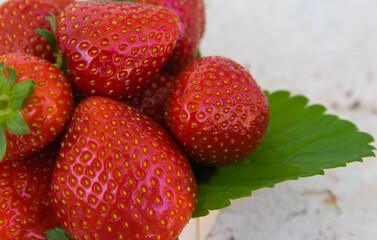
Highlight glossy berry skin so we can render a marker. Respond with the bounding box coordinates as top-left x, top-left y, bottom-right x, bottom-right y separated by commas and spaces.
0, 142, 60, 240
135, 0, 206, 75
51, 96, 197, 240
0, 0, 60, 63
0, 53, 73, 161
128, 71, 175, 125
57, 1, 181, 100
164, 56, 270, 165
